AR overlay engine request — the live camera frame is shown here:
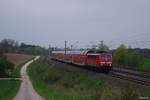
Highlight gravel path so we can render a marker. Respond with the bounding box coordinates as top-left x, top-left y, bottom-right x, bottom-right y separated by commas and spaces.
13, 56, 44, 100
